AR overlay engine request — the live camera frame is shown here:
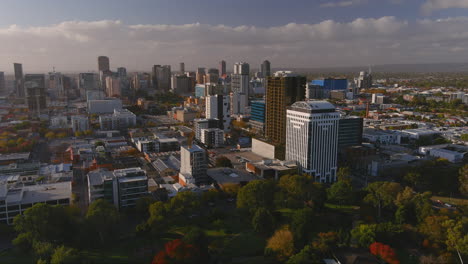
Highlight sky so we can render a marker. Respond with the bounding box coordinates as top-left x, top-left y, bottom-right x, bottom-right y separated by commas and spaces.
1, 0, 468, 72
